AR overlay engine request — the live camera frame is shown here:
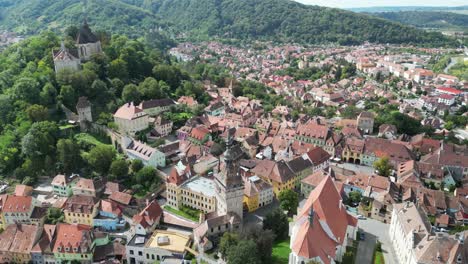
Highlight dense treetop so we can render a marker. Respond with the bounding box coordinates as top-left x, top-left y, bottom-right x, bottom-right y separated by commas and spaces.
368, 11, 468, 30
